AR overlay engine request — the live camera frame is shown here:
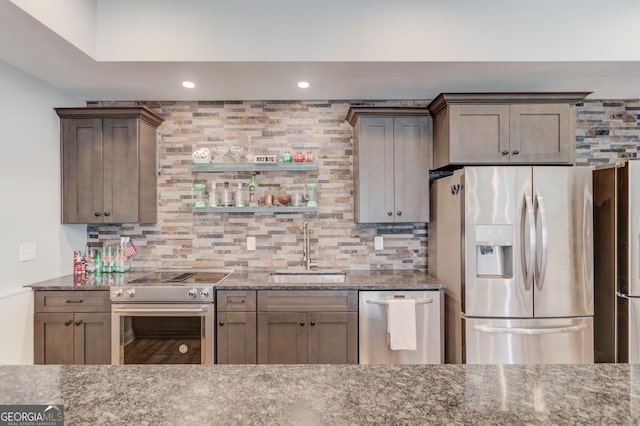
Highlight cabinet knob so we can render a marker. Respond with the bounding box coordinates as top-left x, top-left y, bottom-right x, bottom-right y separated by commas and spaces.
104, 212, 111, 217
218, 321, 224, 326
501, 150, 509, 155
310, 321, 316, 326
74, 320, 83, 326
64, 320, 72, 326
299, 321, 305, 326
387, 211, 393, 216
397, 211, 402, 216
512, 150, 520, 155
94, 212, 102, 217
